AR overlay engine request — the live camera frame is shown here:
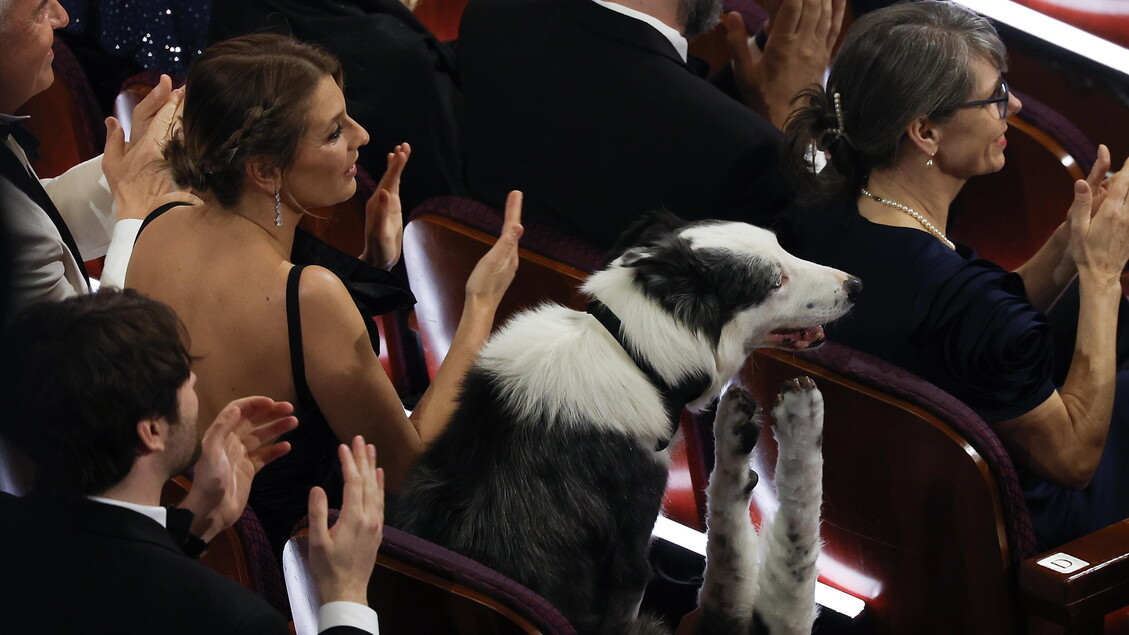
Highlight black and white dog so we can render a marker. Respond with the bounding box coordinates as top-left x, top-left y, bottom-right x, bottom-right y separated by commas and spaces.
394, 213, 859, 633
